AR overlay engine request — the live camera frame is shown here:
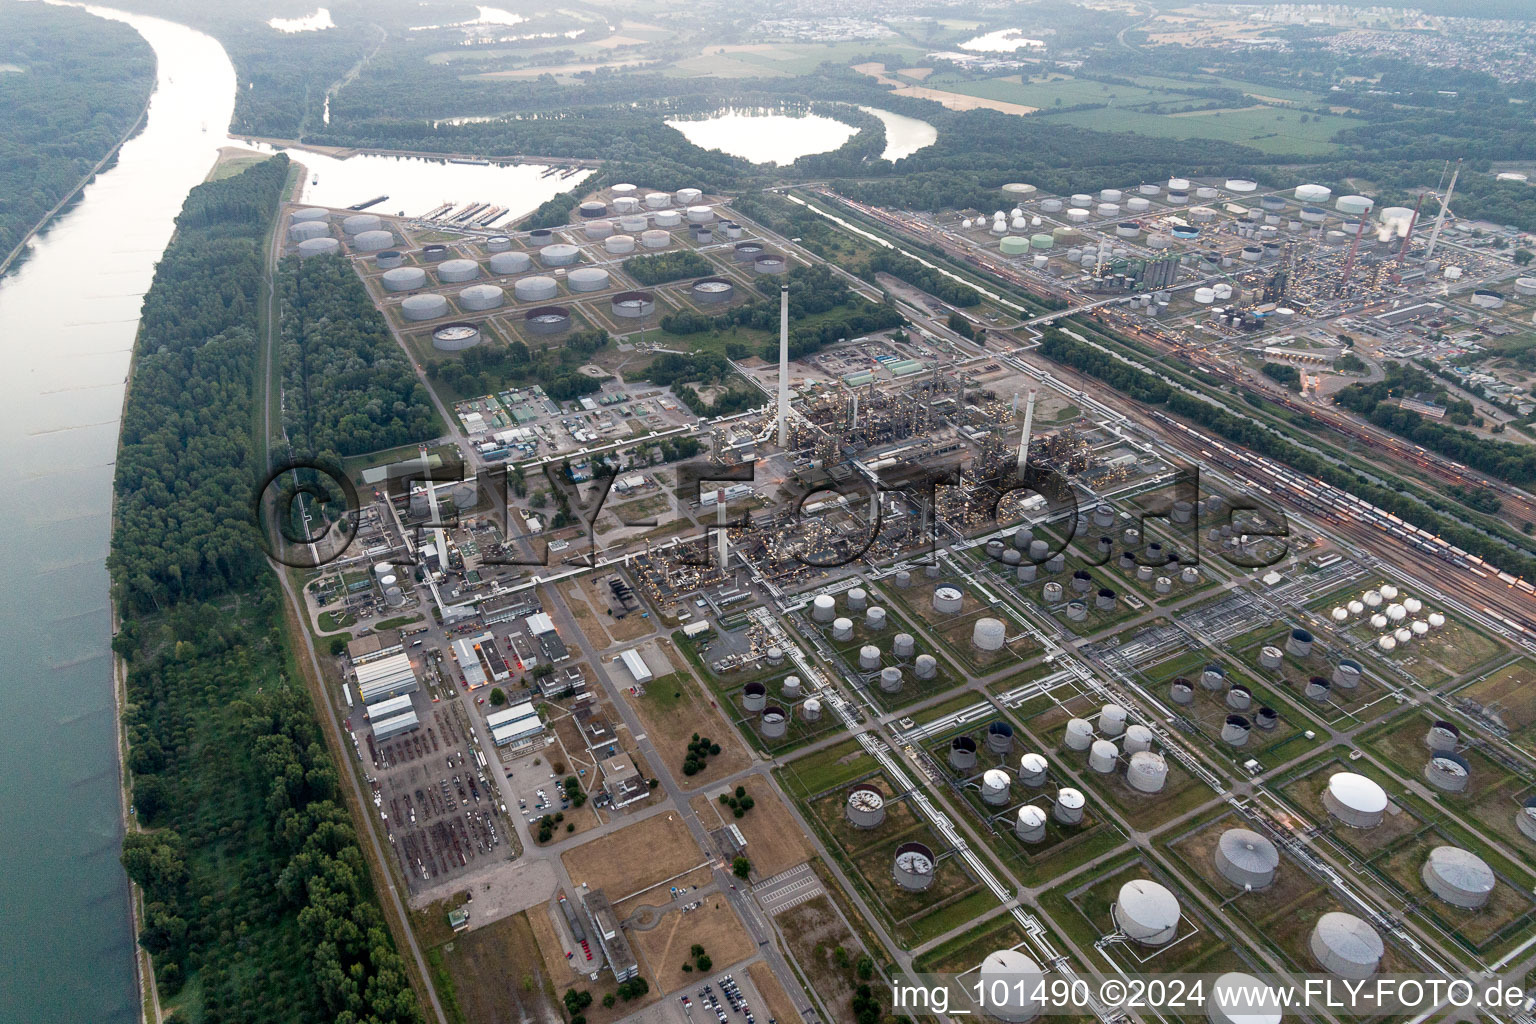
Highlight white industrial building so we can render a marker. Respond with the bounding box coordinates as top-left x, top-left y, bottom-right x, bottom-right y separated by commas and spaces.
619, 649, 652, 684
451, 634, 490, 690
600, 752, 648, 808
355, 652, 418, 705
486, 701, 544, 748
367, 693, 415, 722
372, 708, 420, 741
